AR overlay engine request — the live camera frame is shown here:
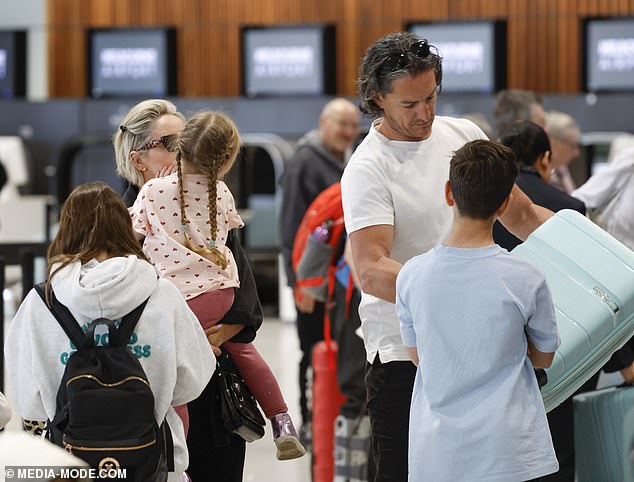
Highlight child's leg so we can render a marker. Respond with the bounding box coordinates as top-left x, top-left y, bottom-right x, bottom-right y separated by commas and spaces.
174, 404, 189, 438
189, 289, 304, 459
187, 289, 236, 331
177, 289, 235, 437
224, 341, 305, 460
223, 341, 288, 418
